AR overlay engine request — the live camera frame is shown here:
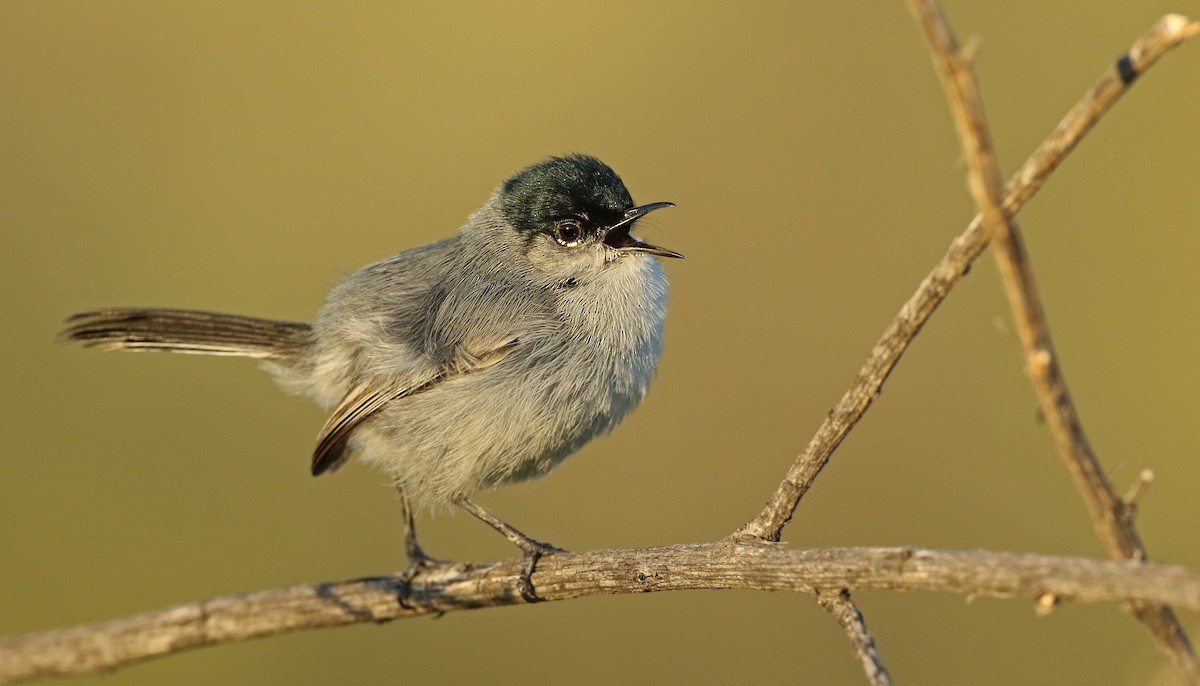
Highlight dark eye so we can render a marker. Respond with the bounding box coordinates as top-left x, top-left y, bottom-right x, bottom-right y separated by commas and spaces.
554, 220, 584, 247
